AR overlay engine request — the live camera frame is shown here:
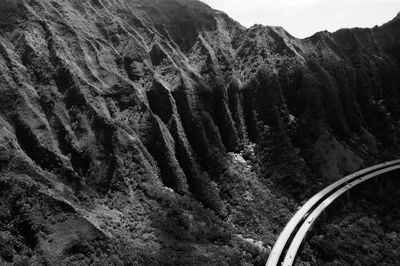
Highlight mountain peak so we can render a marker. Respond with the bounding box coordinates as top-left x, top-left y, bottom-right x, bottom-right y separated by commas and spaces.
395, 12, 400, 21
389, 11, 400, 23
